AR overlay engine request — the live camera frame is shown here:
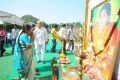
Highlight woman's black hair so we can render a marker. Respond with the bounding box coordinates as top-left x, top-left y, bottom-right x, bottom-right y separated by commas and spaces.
62, 24, 66, 27
31, 24, 35, 28
23, 22, 35, 28
22, 24, 31, 33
